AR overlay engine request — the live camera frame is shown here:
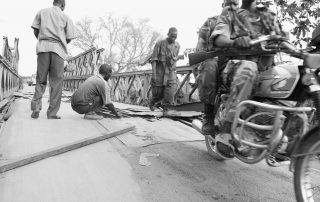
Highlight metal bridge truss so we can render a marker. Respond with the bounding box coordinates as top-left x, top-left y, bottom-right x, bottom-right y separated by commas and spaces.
63, 48, 201, 110
108, 66, 200, 107
63, 47, 104, 91
0, 37, 20, 104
